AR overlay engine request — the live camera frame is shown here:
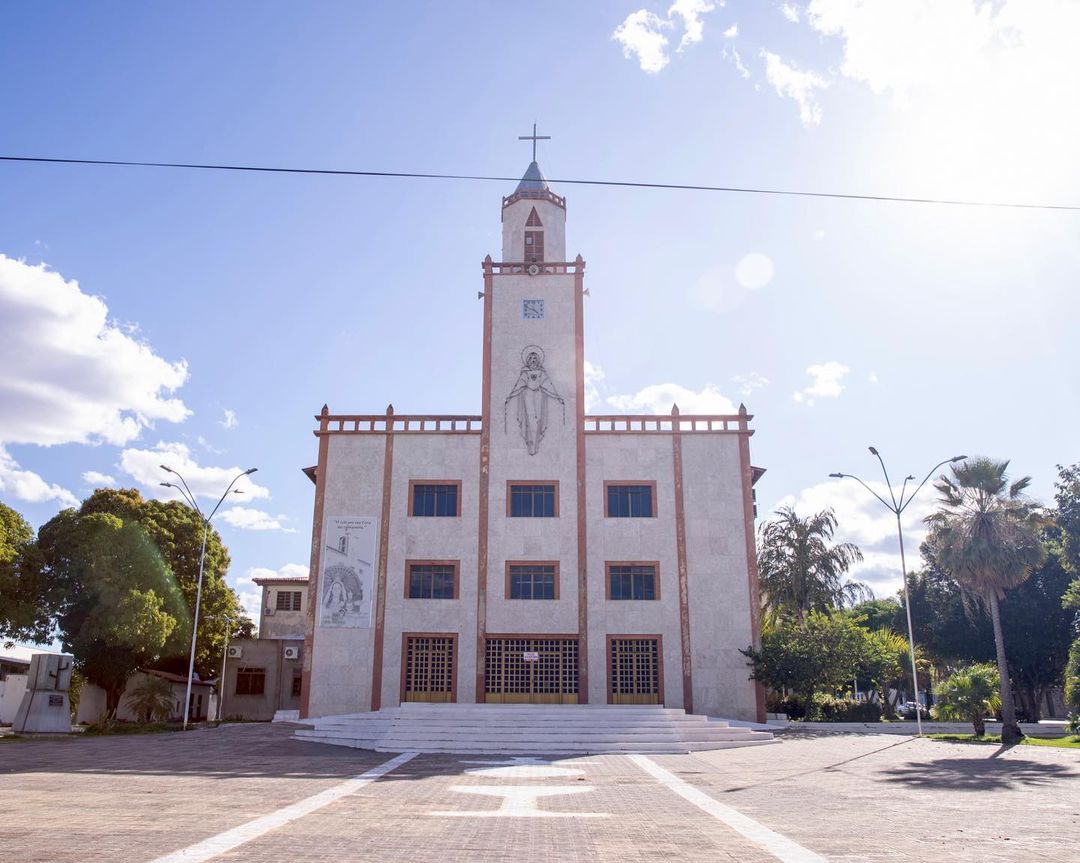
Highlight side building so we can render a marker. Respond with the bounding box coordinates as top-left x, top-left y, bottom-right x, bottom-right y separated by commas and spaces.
220, 571, 308, 721
300, 154, 765, 721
